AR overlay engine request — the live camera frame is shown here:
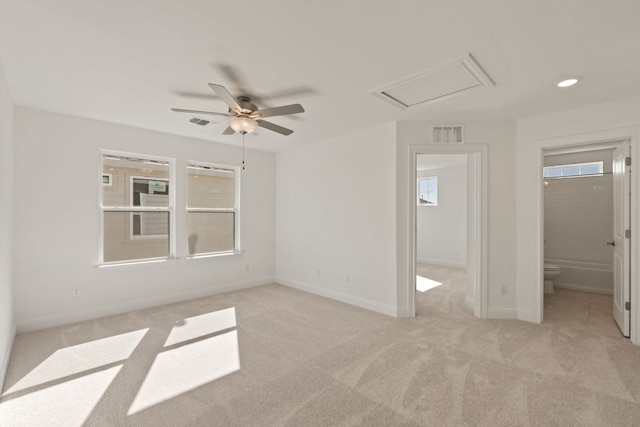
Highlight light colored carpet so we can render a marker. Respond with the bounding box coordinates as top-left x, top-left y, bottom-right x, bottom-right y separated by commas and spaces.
2, 265, 640, 426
